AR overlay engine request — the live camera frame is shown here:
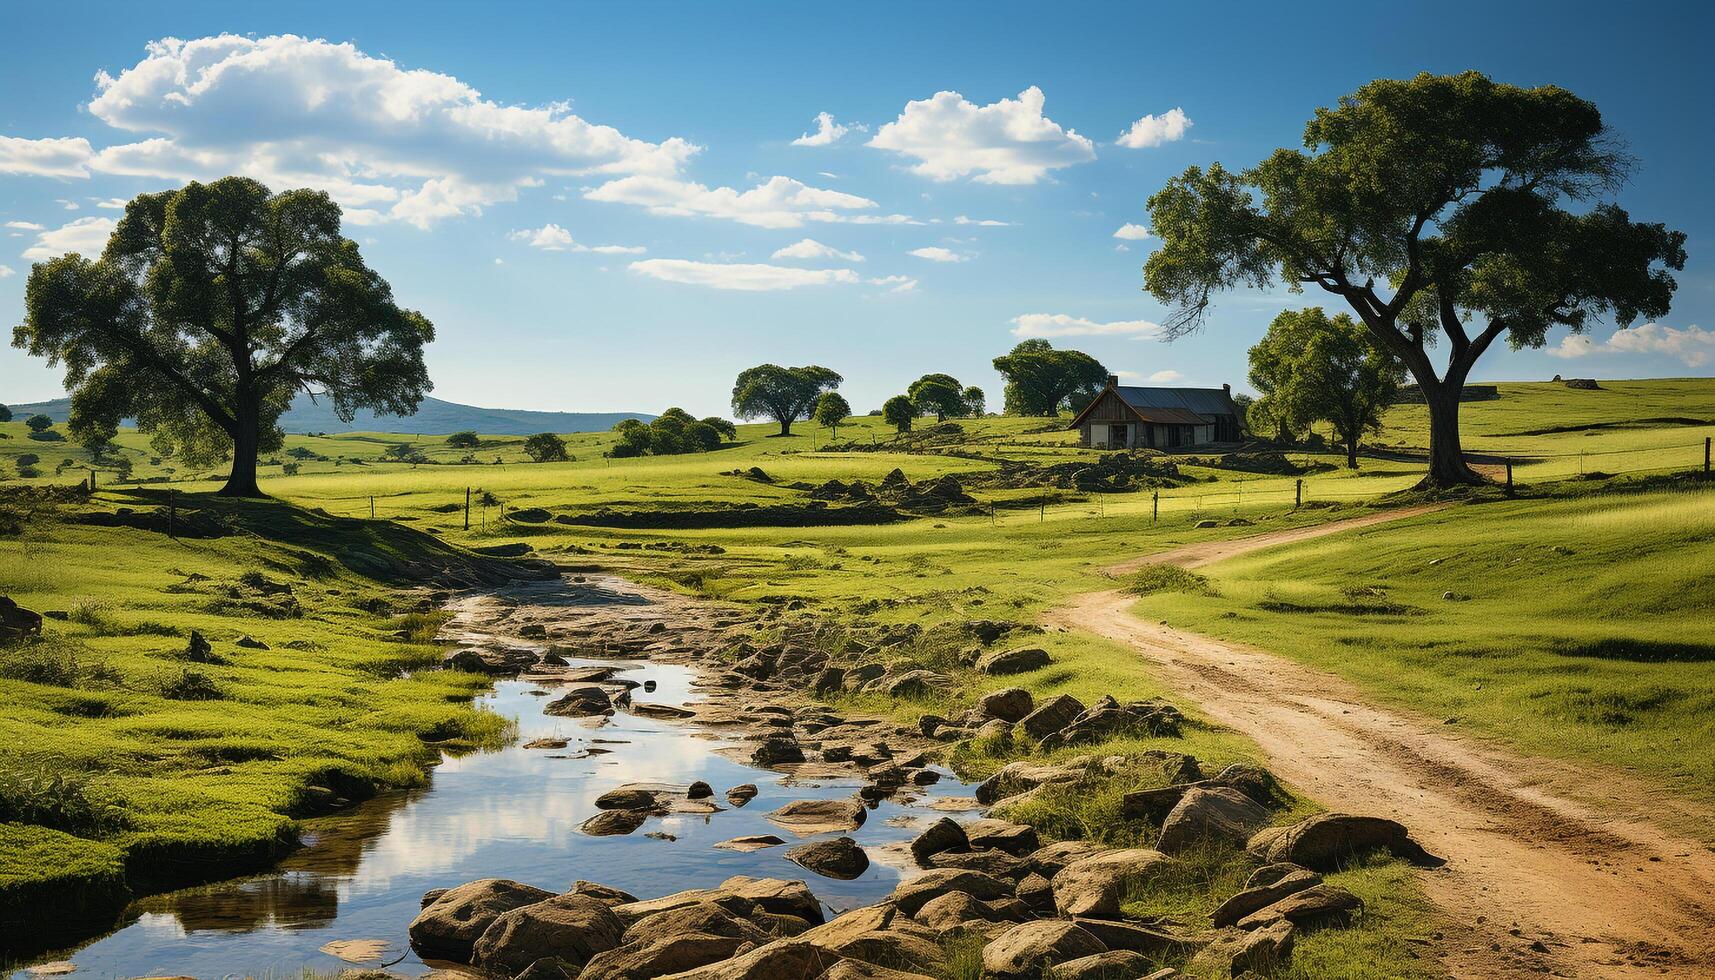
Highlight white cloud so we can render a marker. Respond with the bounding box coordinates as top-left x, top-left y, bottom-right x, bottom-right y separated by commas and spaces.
1116, 108, 1192, 149
772, 238, 865, 262
508, 222, 644, 254
1148, 369, 1184, 383
955, 215, 1012, 226
0, 136, 95, 177
1547, 323, 1714, 368
93, 198, 129, 209
909, 246, 966, 263
868, 86, 1095, 185
585, 174, 912, 228
21, 216, 116, 261
4, 221, 46, 231
1010, 313, 1165, 339
629, 258, 862, 291
1113, 223, 1152, 240
0, 264, 14, 278
869, 274, 917, 293
792, 112, 864, 147
55, 199, 79, 211
10, 34, 698, 228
